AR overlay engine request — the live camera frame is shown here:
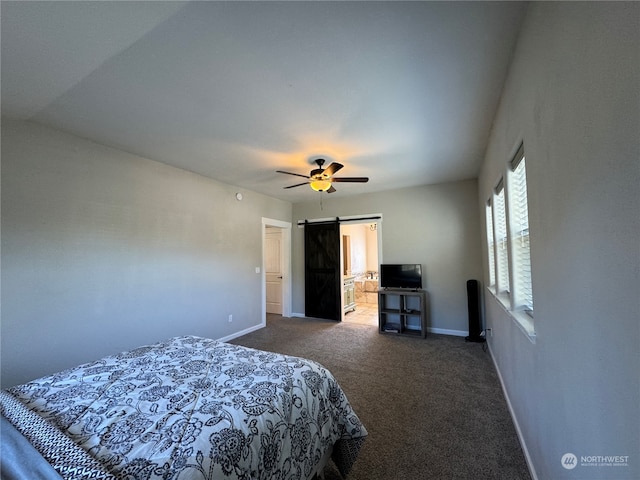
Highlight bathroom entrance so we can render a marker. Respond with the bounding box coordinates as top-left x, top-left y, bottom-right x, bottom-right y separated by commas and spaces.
341, 221, 380, 326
